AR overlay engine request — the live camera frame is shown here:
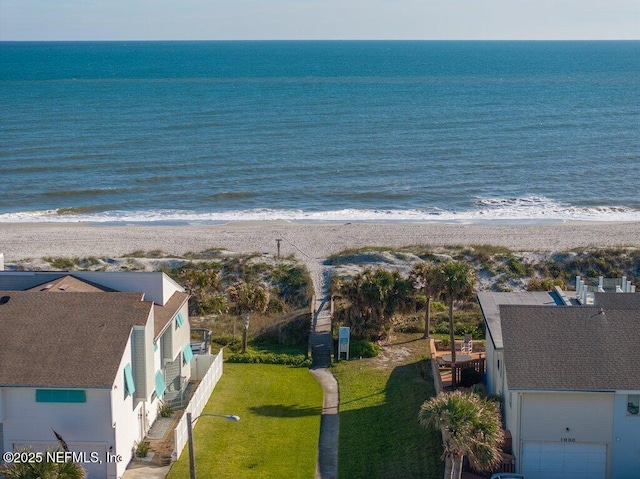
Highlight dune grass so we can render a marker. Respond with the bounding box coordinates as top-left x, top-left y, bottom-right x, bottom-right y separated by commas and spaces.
332, 336, 443, 479
167, 363, 322, 479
